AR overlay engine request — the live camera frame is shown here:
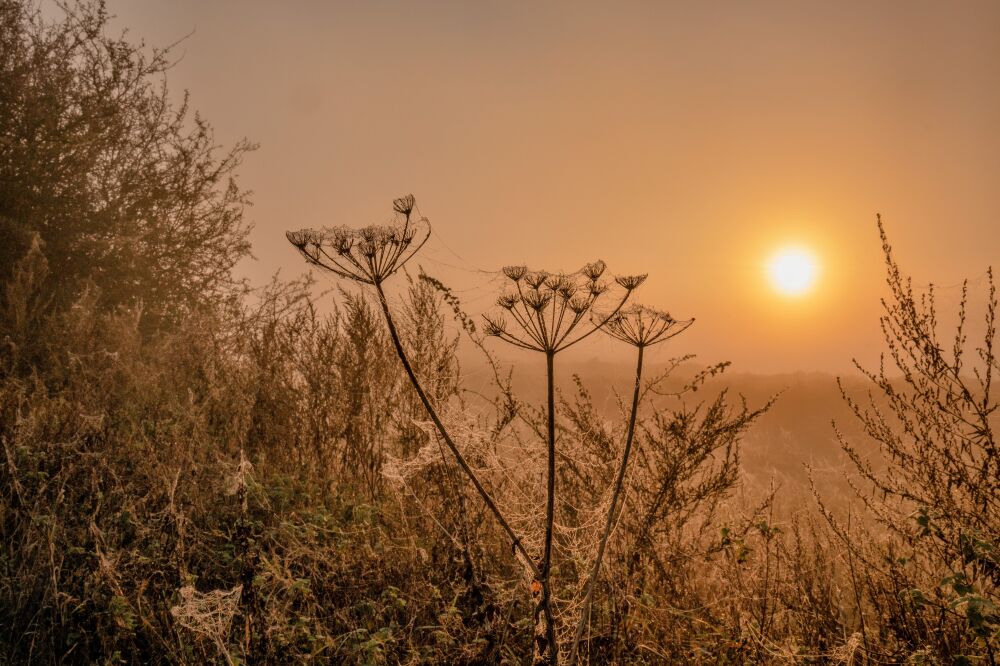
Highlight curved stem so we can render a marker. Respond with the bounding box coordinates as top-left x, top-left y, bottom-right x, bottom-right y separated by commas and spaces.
374, 282, 540, 579
568, 344, 644, 665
